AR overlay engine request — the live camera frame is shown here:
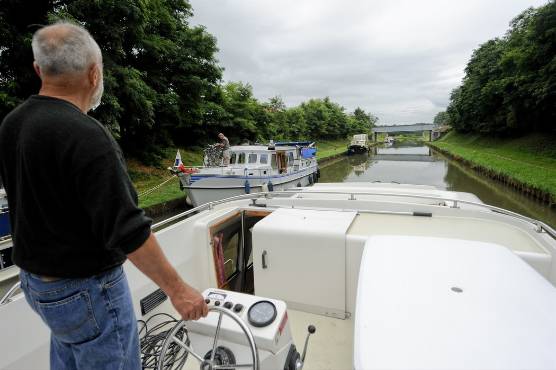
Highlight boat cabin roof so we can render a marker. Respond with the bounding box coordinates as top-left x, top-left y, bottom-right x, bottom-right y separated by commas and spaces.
230, 145, 297, 152
352, 134, 368, 140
